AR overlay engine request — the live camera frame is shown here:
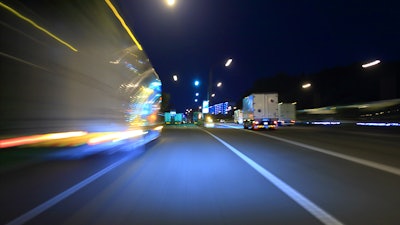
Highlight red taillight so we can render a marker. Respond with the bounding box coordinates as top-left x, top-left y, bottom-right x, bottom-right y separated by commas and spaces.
273, 120, 278, 125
